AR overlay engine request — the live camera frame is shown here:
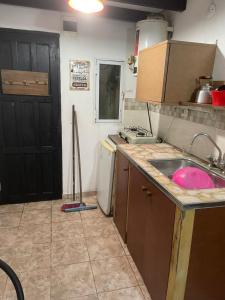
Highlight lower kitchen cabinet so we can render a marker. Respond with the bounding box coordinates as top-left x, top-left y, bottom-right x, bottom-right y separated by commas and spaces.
127, 164, 152, 275
113, 151, 129, 242
184, 207, 225, 300
143, 180, 176, 300
114, 150, 225, 300
127, 164, 176, 300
